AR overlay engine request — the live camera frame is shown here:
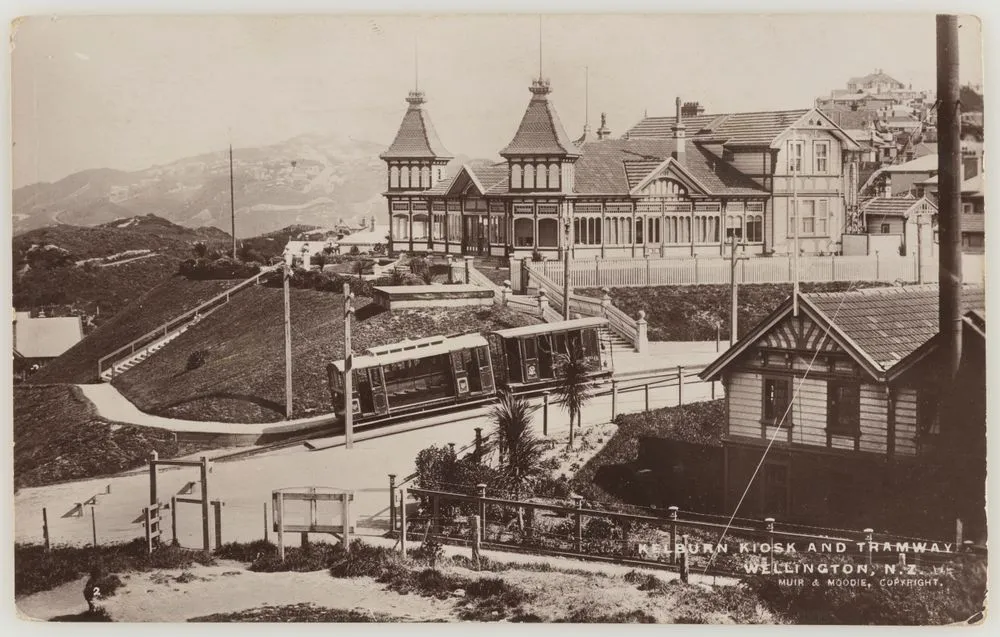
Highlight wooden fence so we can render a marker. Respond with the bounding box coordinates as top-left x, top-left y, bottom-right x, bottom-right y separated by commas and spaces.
531, 253, 932, 289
